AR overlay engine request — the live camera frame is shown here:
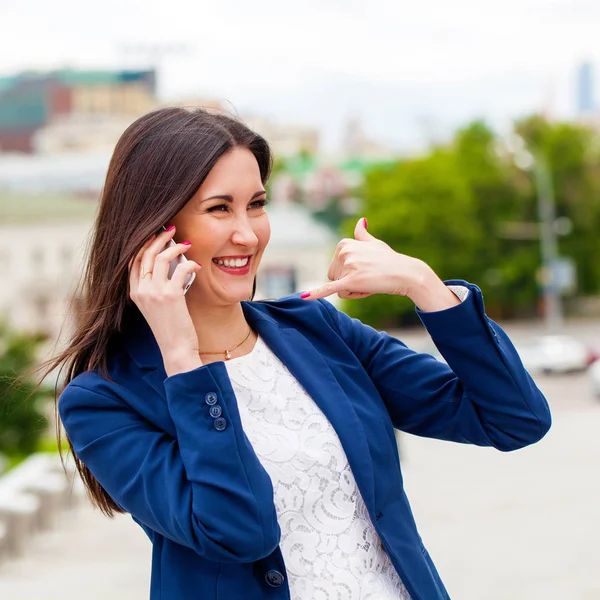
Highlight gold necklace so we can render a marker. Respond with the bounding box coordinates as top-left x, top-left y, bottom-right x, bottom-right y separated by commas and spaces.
198, 328, 253, 361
